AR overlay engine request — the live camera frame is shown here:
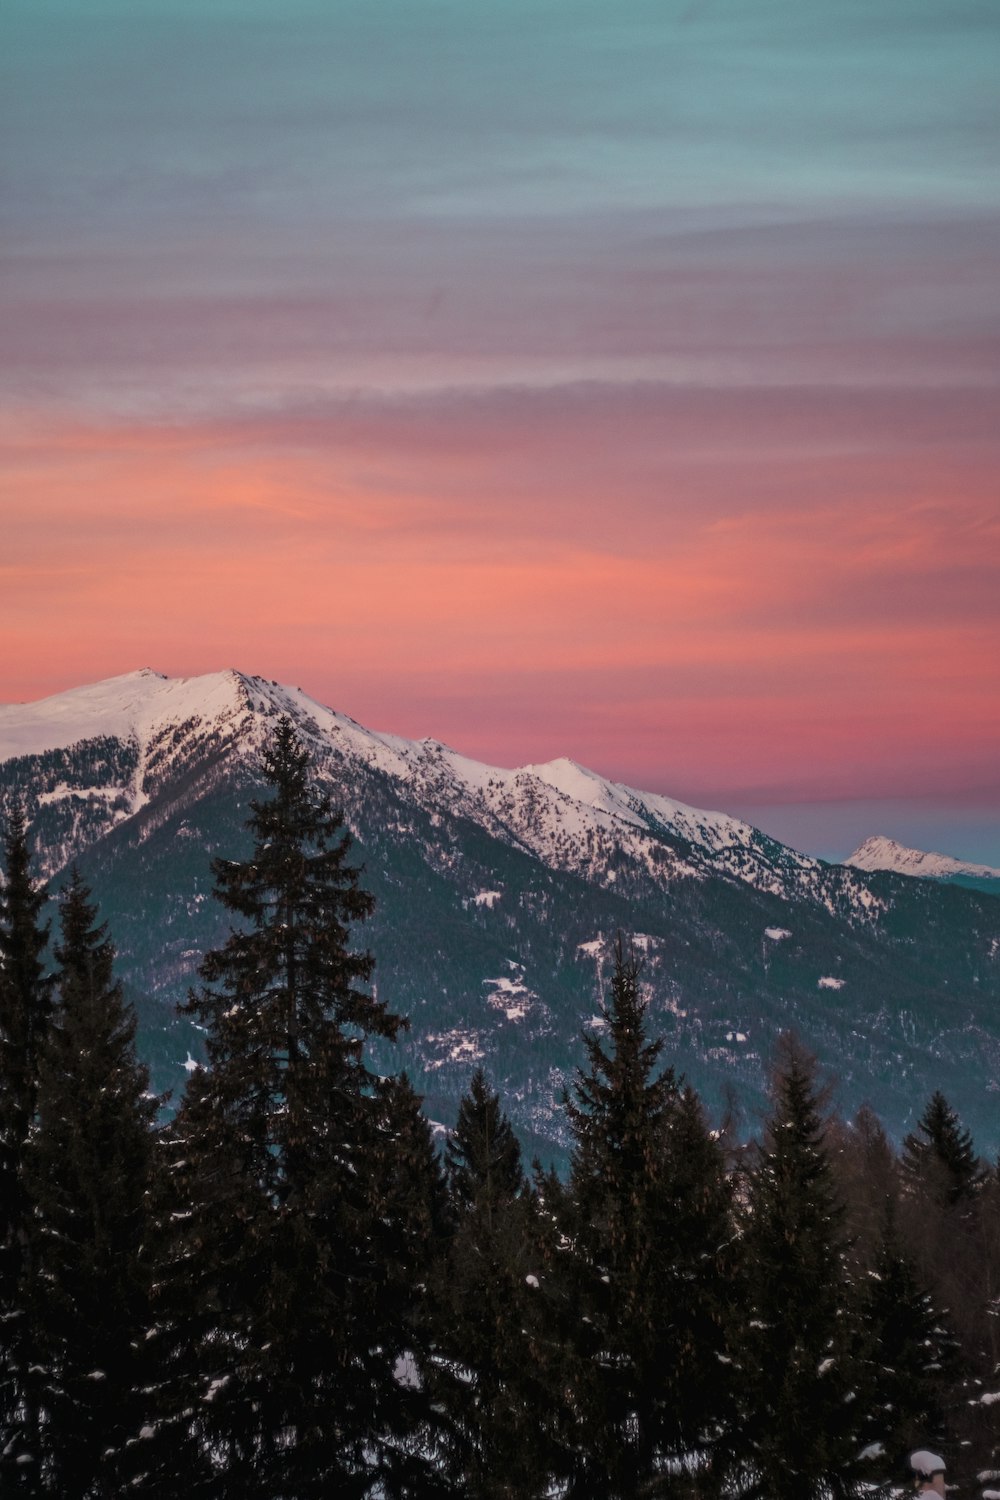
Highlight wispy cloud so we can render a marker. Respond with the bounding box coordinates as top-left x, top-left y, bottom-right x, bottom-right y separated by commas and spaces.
2, 0, 998, 832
